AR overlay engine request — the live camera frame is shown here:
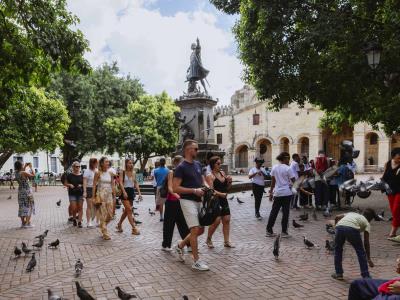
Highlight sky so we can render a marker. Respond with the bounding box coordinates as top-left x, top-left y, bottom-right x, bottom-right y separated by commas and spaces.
67, 0, 244, 105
